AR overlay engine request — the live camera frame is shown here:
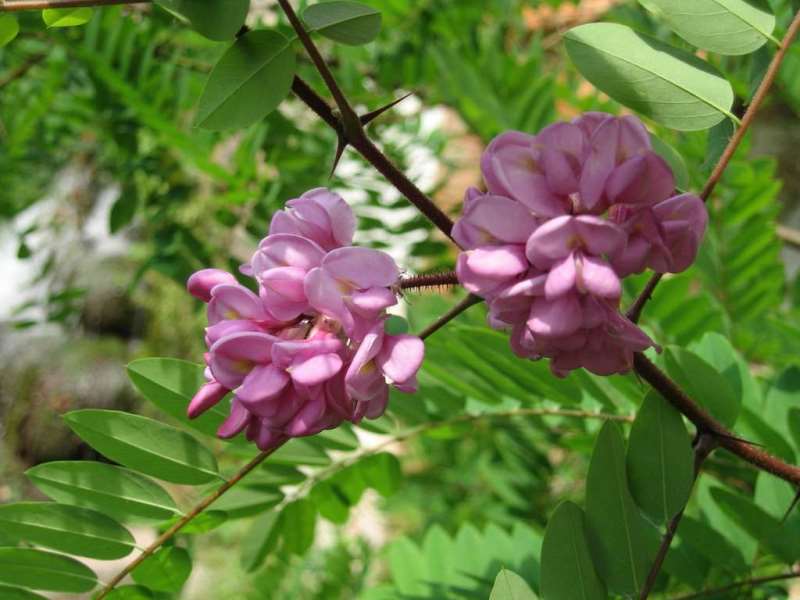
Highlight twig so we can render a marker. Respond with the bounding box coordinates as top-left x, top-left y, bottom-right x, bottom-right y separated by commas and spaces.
671, 570, 800, 600
95, 446, 282, 599
639, 434, 718, 599
419, 294, 483, 340
0, 0, 148, 10
400, 271, 460, 290
625, 9, 800, 323
0, 52, 45, 88
633, 354, 800, 485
